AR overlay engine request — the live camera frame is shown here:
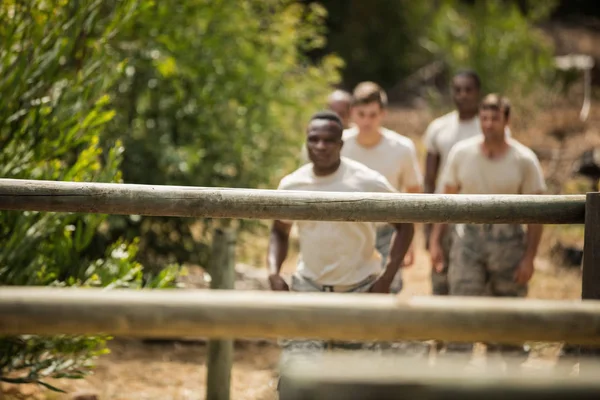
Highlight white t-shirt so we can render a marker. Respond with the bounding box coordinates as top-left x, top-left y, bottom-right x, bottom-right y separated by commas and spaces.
277, 157, 397, 286
341, 127, 423, 191
440, 136, 546, 195
423, 111, 511, 192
